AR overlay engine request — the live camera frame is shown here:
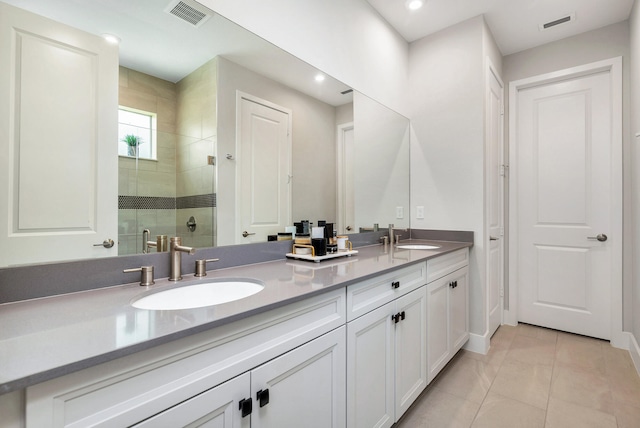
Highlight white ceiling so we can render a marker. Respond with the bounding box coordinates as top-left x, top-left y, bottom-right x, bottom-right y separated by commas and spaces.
366, 0, 635, 55
1, 0, 353, 106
